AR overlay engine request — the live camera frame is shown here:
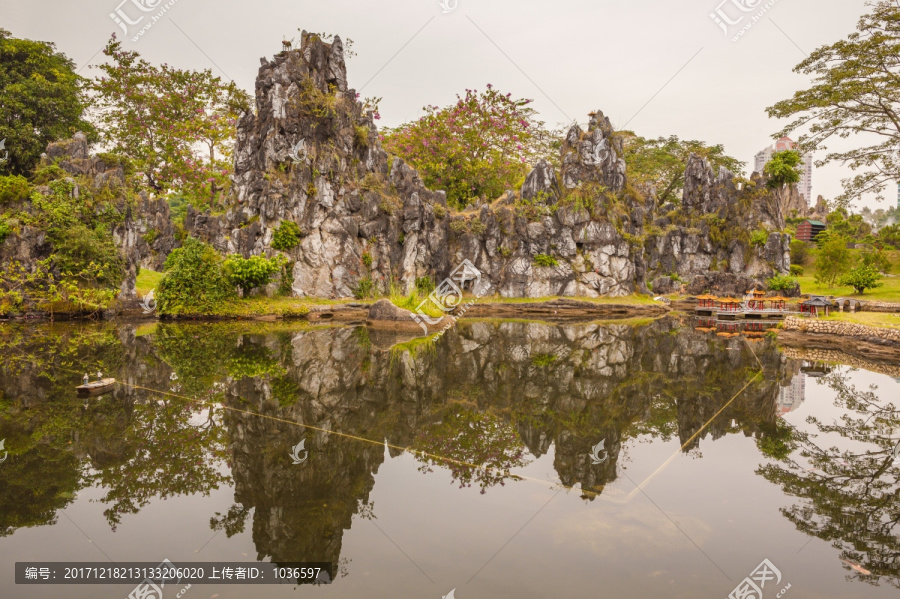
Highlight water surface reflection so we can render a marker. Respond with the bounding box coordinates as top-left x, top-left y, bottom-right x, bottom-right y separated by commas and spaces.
0, 317, 898, 597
